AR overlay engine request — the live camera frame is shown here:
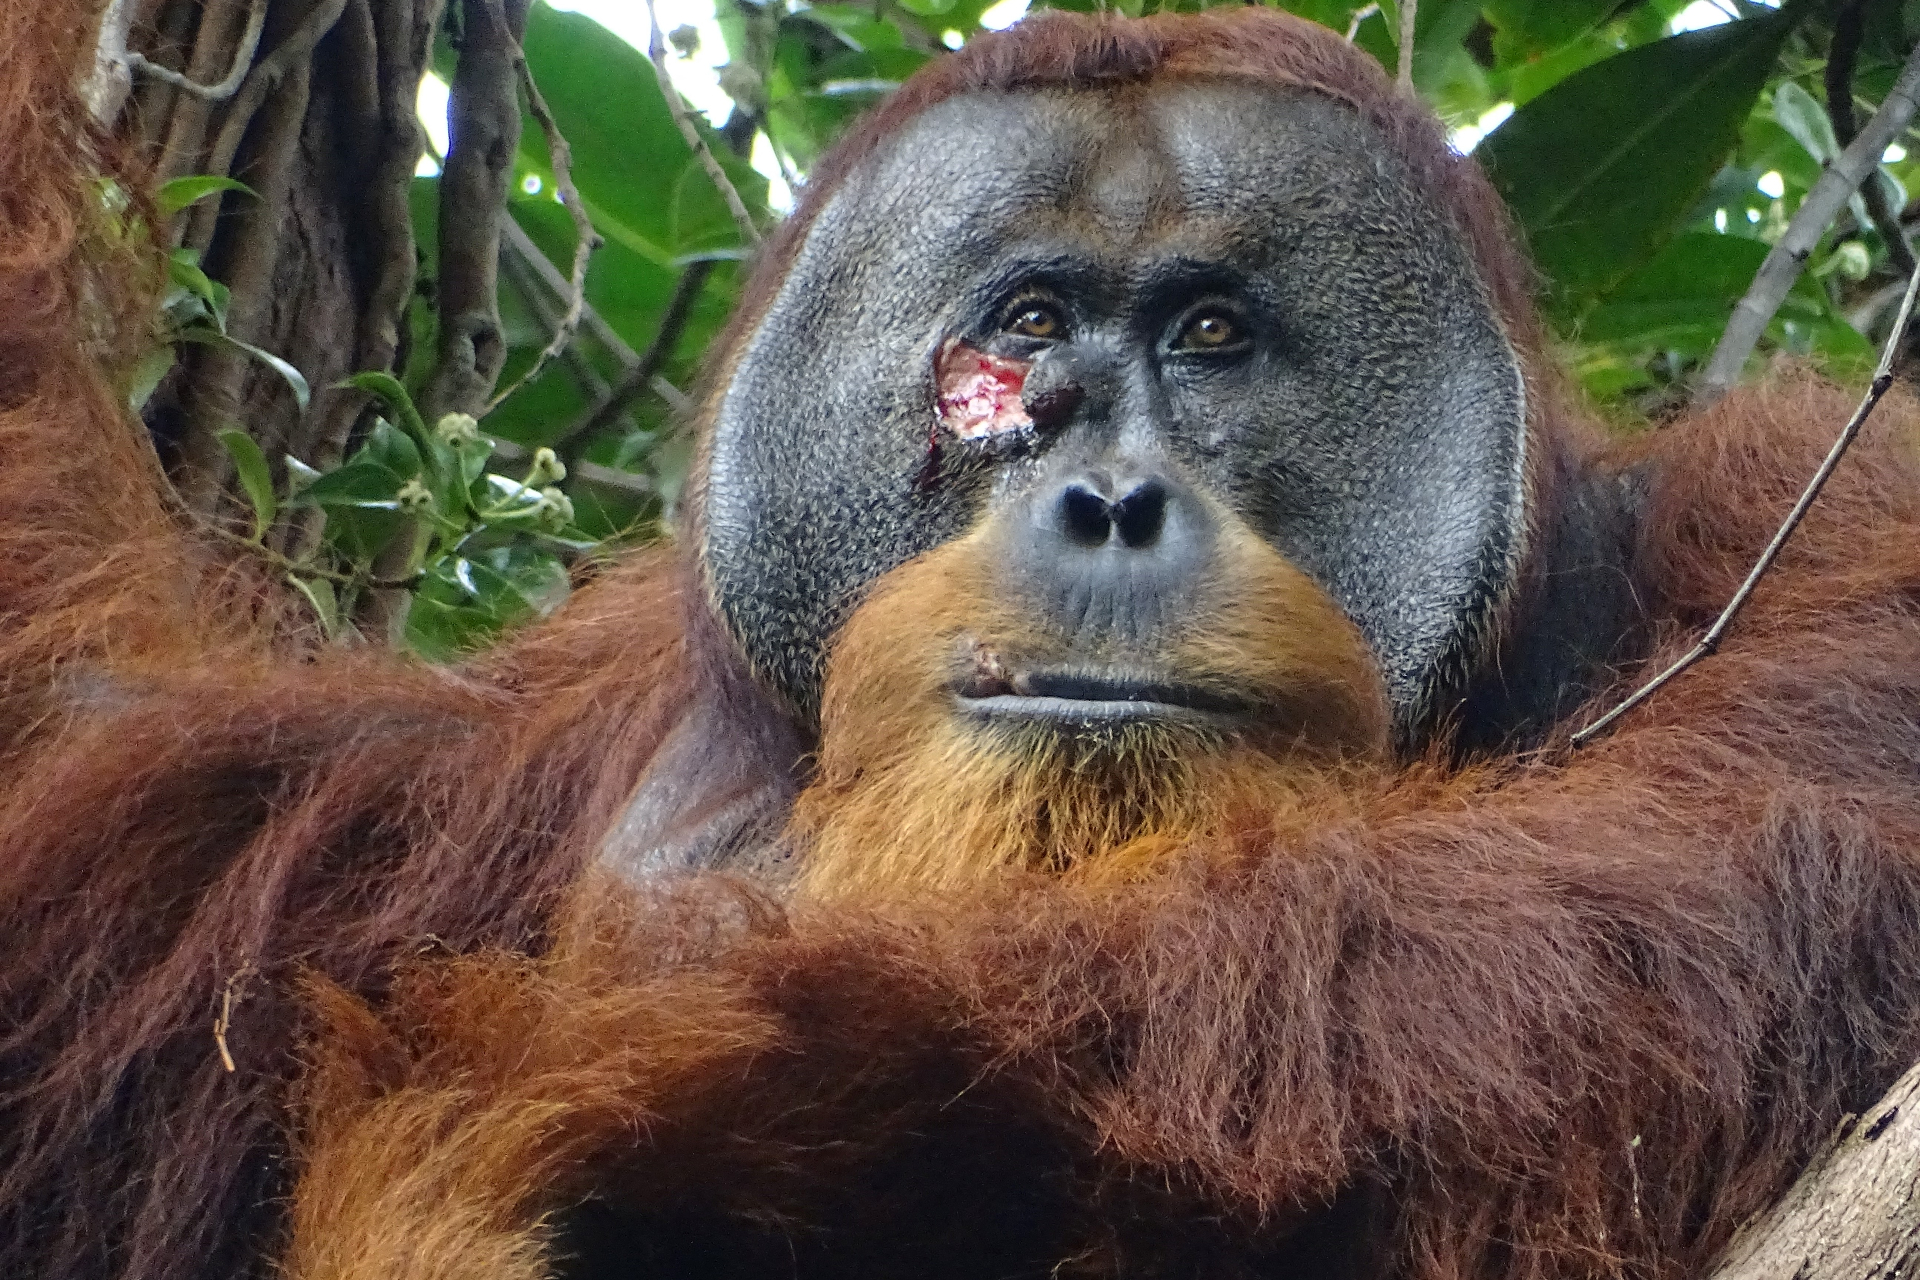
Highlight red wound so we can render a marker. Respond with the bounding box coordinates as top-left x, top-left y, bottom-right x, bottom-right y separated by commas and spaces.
935, 340, 1033, 439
